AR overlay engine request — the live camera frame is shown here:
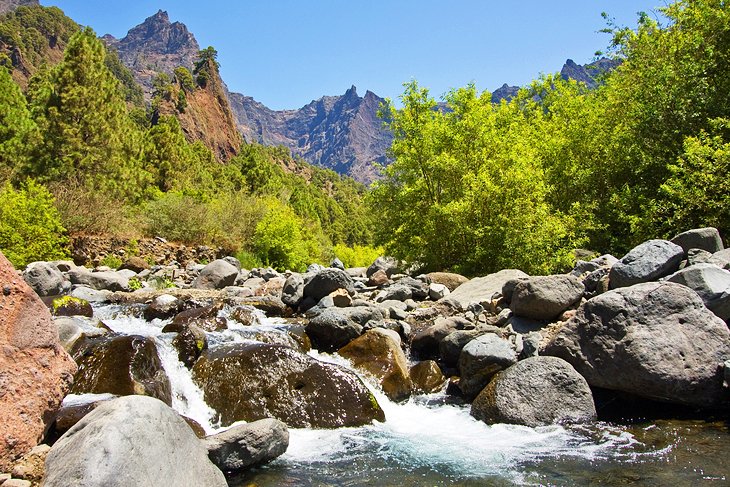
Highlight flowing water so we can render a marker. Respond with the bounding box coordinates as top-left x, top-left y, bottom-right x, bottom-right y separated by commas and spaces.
87, 304, 730, 486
